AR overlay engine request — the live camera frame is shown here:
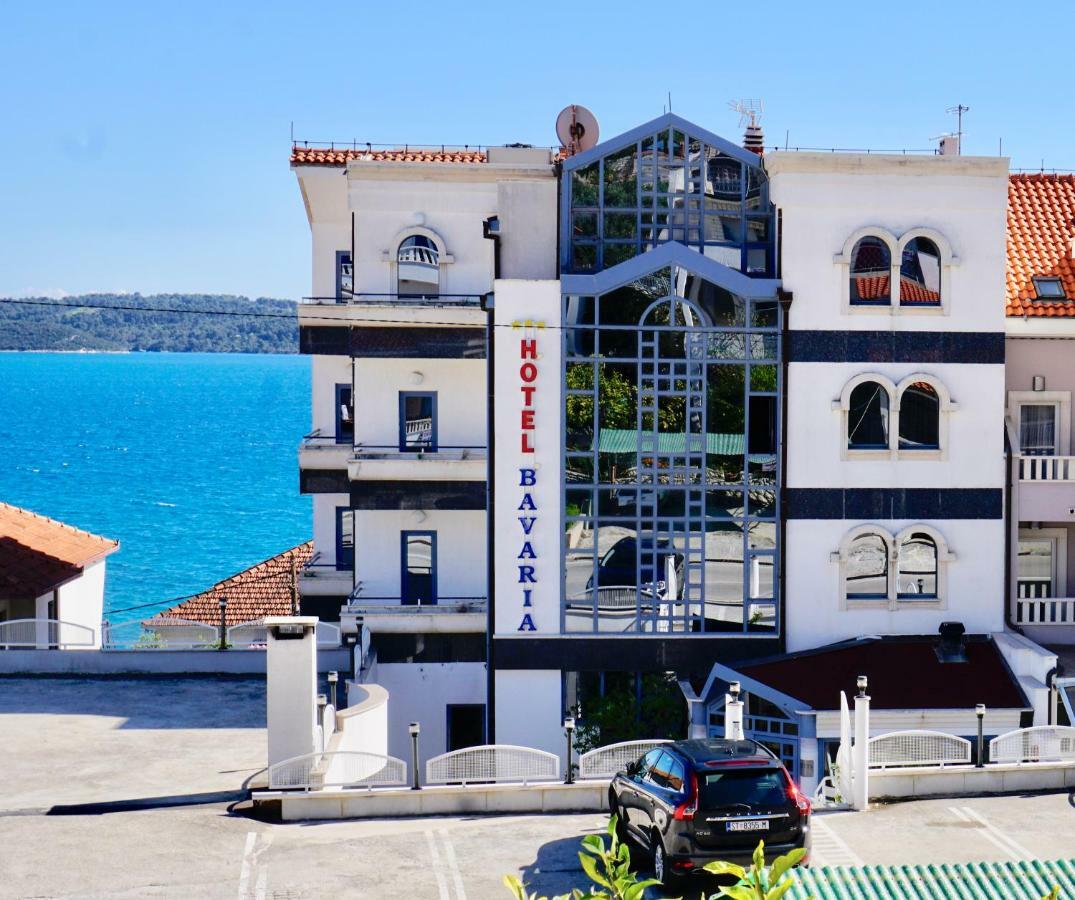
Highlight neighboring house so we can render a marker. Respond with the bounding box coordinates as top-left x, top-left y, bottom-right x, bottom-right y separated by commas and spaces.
146, 542, 312, 647
0, 502, 118, 649
1004, 175, 1075, 646
291, 113, 1060, 780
